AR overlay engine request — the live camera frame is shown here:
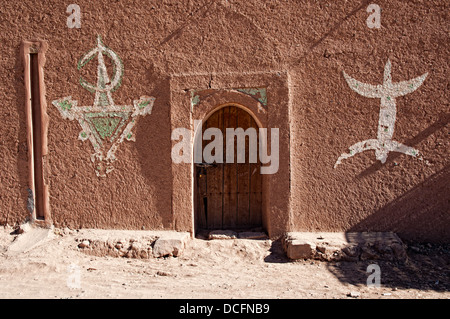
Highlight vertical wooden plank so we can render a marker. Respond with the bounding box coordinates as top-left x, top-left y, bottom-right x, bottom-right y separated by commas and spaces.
205, 109, 223, 229
23, 41, 51, 226
236, 107, 250, 228
196, 166, 208, 229
222, 106, 238, 228
194, 166, 199, 229
207, 193, 222, 229
30, 53, 45, 219
249, 115, 262, 227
